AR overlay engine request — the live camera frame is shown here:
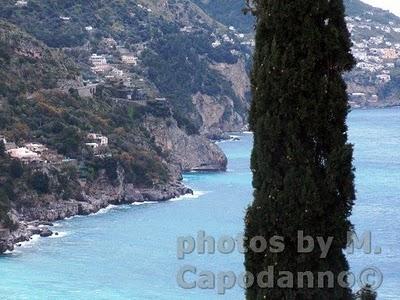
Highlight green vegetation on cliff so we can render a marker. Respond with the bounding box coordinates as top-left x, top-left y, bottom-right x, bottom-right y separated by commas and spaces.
0, 20, 172, 227
0, 0, 250, 133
